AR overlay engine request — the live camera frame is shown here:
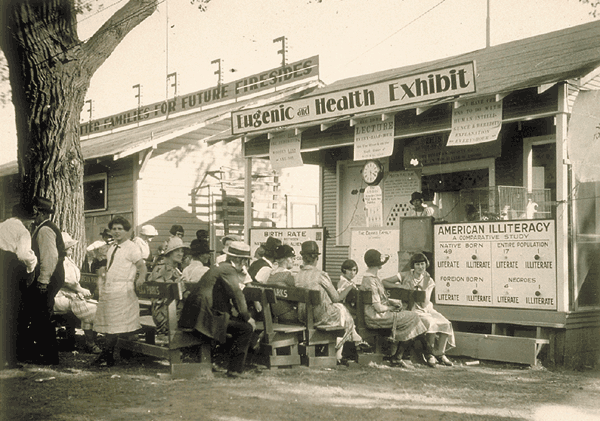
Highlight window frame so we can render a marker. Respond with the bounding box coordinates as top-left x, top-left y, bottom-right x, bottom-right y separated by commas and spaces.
84, 173, 108, 213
